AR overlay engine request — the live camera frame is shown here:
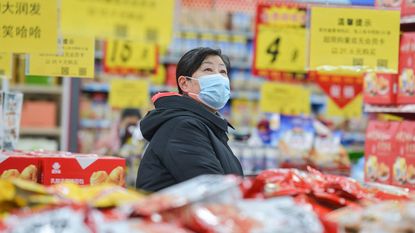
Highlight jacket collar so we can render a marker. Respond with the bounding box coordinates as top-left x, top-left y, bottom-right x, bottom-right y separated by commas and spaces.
153, 92, 233, 132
